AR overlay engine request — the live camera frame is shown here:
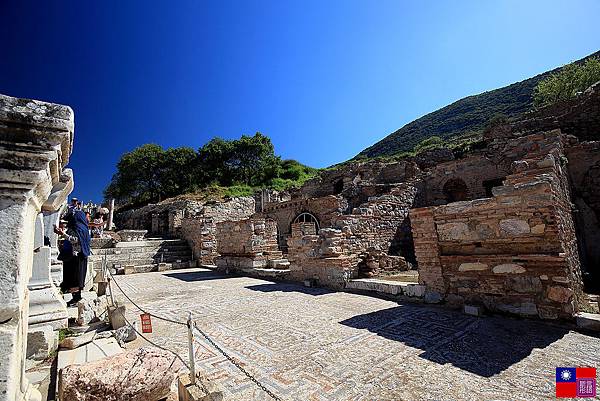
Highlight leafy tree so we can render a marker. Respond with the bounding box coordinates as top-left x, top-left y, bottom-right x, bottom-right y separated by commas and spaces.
159, 147, 198, 198
104, 144, 165, 204
196, 132, 280, 186
534, 57, 600, 107
104, 133, 317, 206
